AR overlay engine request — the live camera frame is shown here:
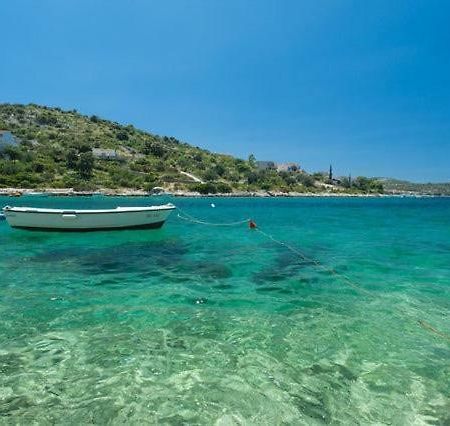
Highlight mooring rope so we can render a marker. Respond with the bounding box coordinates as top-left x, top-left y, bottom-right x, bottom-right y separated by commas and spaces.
253, 227, 450, 343
175, 209, 450, 343
254, 227, 372, 296
176, 206, 250, 227
417, 320, 450, 343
